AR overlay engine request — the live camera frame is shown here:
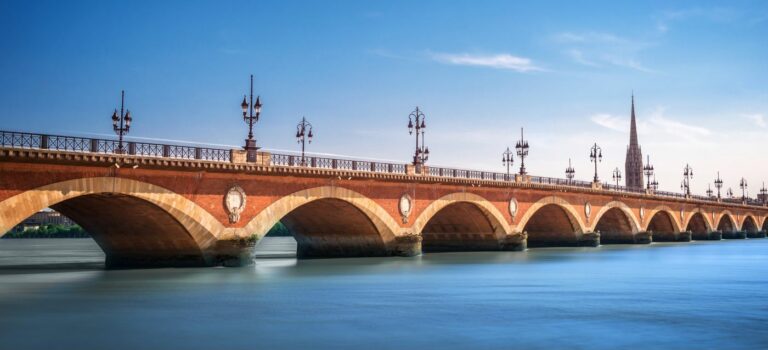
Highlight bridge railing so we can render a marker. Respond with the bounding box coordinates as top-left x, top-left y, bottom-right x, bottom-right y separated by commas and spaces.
0, 130, 231, 162
269, 153, 407, 174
